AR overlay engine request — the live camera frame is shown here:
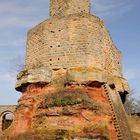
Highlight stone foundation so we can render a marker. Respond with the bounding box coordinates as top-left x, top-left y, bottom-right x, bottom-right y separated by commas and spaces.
1, 82, 132, 139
